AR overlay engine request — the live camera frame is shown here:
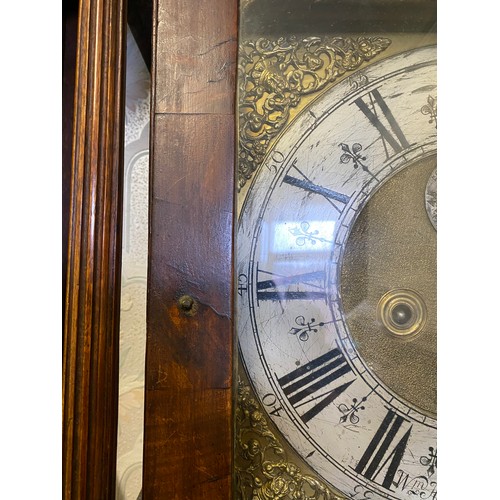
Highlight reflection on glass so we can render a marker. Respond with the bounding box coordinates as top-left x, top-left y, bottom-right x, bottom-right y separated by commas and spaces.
116, 27, 150, 500
272, 220, 335, 253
